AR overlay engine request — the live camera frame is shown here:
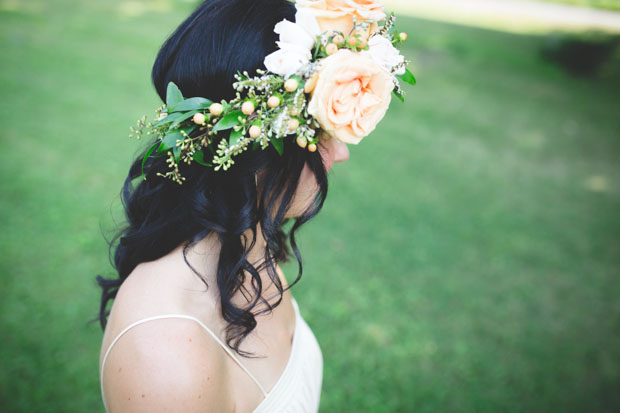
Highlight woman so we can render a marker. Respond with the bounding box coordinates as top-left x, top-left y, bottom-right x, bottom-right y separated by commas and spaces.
97, 0, 410, 411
